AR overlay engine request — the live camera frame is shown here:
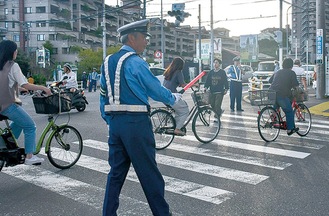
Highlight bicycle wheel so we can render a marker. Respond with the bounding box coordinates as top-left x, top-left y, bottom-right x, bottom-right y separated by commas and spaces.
47, 125, 83, 169
295, 103, 312, 136
150, 109, 175, 150
192, 106, 220, 143
258, 106, 280, 142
